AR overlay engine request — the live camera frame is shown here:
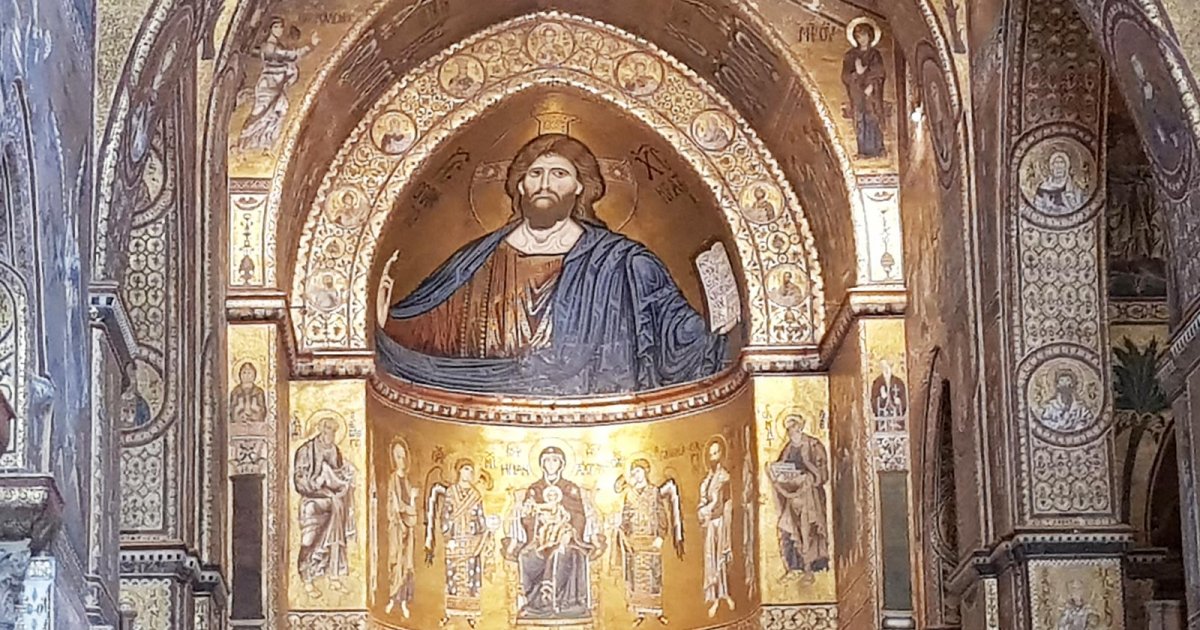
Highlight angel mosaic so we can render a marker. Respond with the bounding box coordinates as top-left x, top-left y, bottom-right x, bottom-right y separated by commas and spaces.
424, 457, 496, 627
237, 17, 319, 152
612, 458, 684, 626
